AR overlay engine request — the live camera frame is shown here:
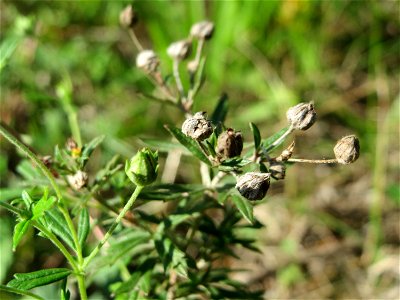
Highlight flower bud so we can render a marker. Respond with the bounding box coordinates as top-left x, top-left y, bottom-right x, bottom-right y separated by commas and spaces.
136, 50, 160, 73
67, 170, 88, 190
119, 5, 138, 28
334, 135, 360, 164
190, 21, 214, 40
217, 128, 243, 158
235, 172, 270, 200
167, 40, 191, 61
286, 102, 316, 130
125, 148, 158, 186
182, 112, 213, 141
269, 162, 286, 180
275, 141, 295, 162
66, 138, 81, 158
